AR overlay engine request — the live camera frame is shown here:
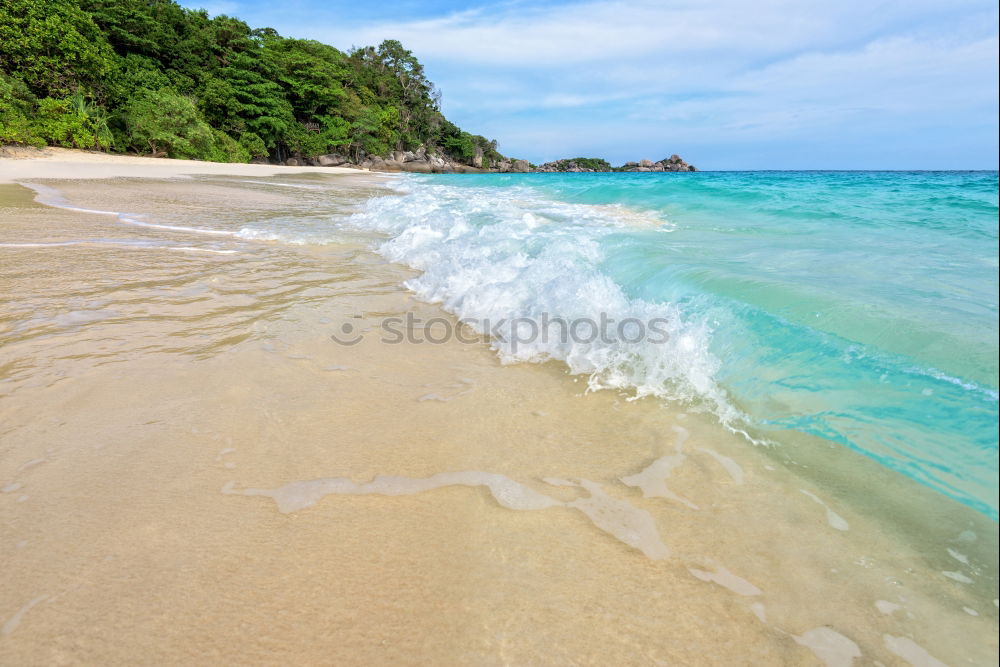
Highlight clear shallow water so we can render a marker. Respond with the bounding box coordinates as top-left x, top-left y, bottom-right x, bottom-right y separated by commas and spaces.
338, 171, 999, 519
